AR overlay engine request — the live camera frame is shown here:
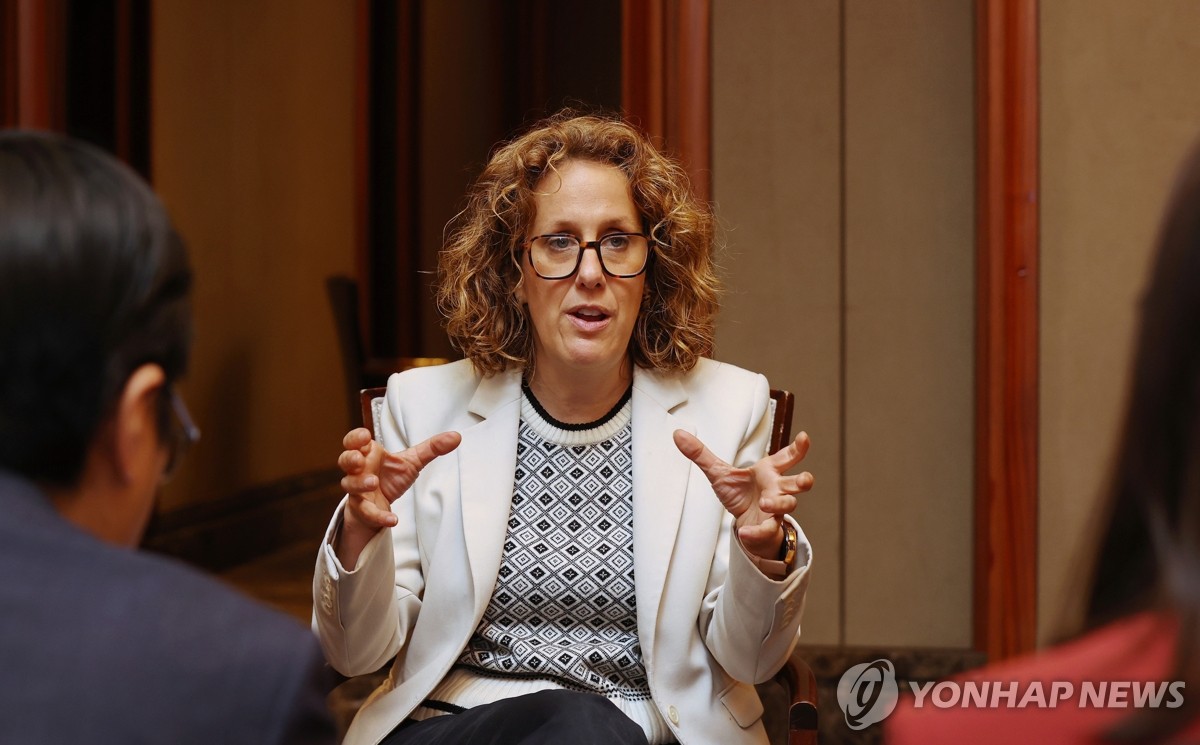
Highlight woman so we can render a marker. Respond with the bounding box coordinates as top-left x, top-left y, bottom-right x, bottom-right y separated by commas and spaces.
887, 139, 1200, 743
313, 111, 813, 745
